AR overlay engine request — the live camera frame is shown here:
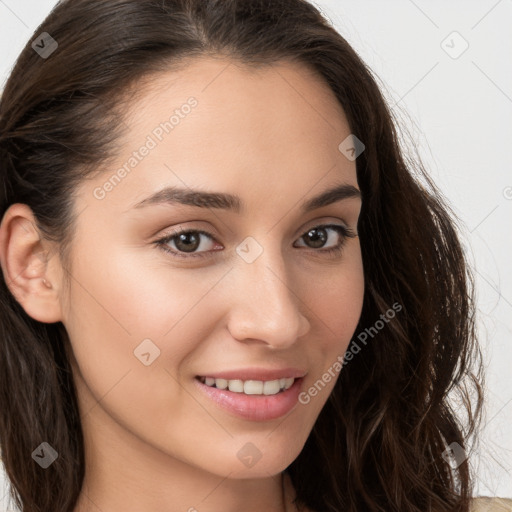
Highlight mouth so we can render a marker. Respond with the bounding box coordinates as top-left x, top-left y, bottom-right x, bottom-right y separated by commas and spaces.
194, 373, 305, 421
196, 376, 296, 396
